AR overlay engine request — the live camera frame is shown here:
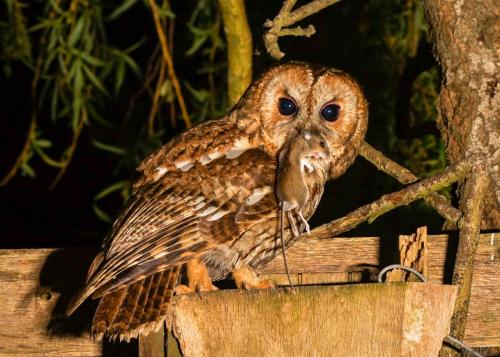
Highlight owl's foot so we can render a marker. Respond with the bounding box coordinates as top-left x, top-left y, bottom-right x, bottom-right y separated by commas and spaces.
232, 264, 276, 290
175, 258, 218, 295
